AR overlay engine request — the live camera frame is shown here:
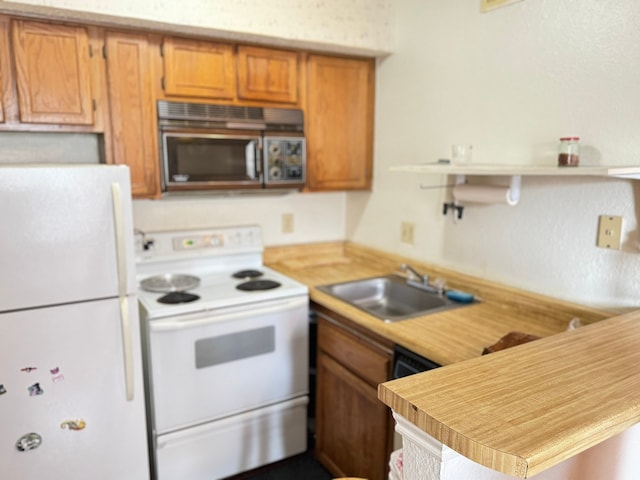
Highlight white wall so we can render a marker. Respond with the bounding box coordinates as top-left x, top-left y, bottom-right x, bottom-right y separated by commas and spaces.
132, 192, 346, 246
2, 0, 393, 55
348, 0, 640, 308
